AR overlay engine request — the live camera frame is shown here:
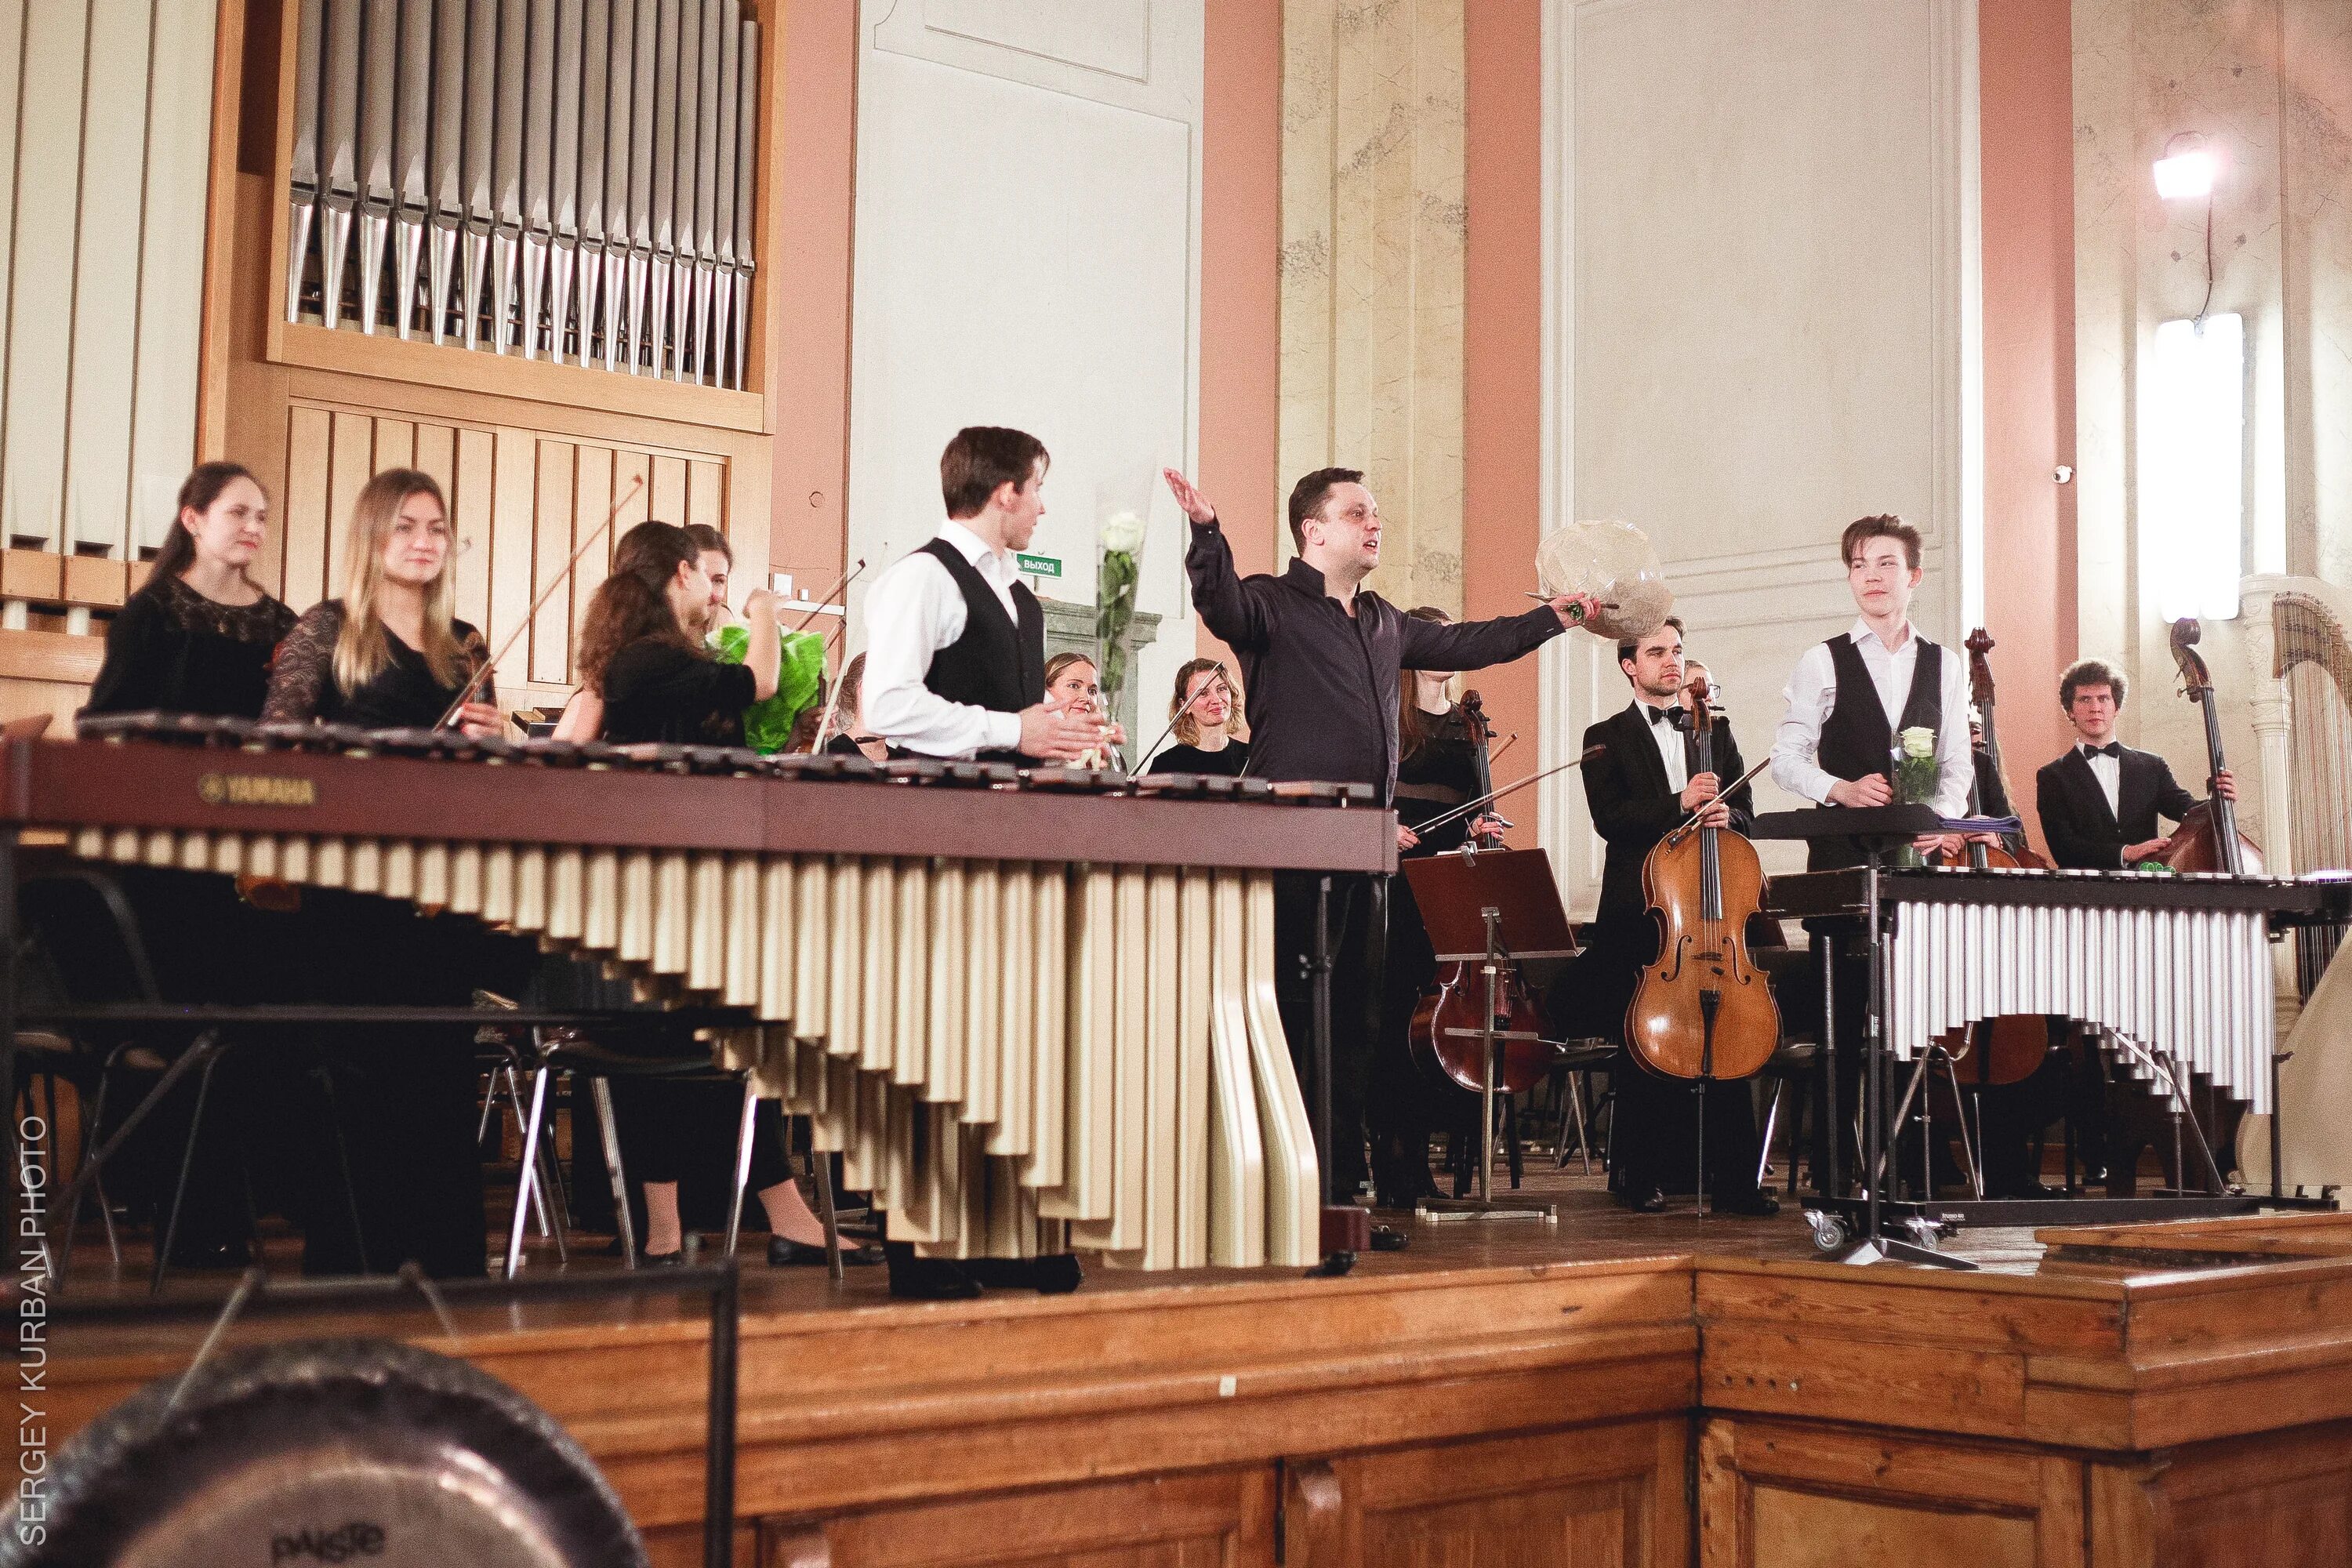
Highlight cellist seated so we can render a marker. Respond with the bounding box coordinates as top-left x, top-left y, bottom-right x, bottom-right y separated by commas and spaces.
1543, 617, 1779, 1216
